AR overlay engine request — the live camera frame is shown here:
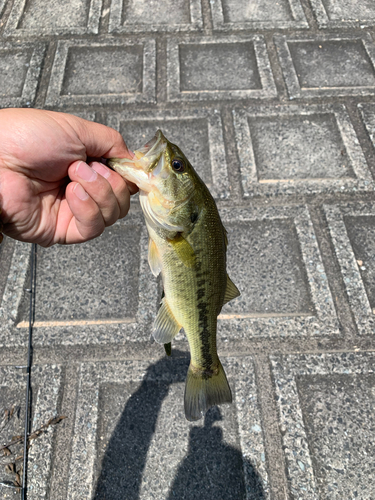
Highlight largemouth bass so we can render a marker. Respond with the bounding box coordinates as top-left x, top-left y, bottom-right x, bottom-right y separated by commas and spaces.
108, 131, 240, 421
